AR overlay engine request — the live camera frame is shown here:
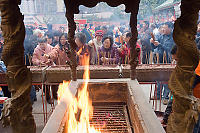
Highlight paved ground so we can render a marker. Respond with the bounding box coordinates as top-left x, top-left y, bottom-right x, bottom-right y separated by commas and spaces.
1, 83, 168, 133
